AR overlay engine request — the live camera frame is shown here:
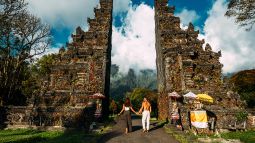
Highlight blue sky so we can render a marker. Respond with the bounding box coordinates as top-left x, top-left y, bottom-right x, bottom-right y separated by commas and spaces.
27, 0, 255, 73
114, 0, 214, 32
169, 0, 214, 31
131, 0, 214, 30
